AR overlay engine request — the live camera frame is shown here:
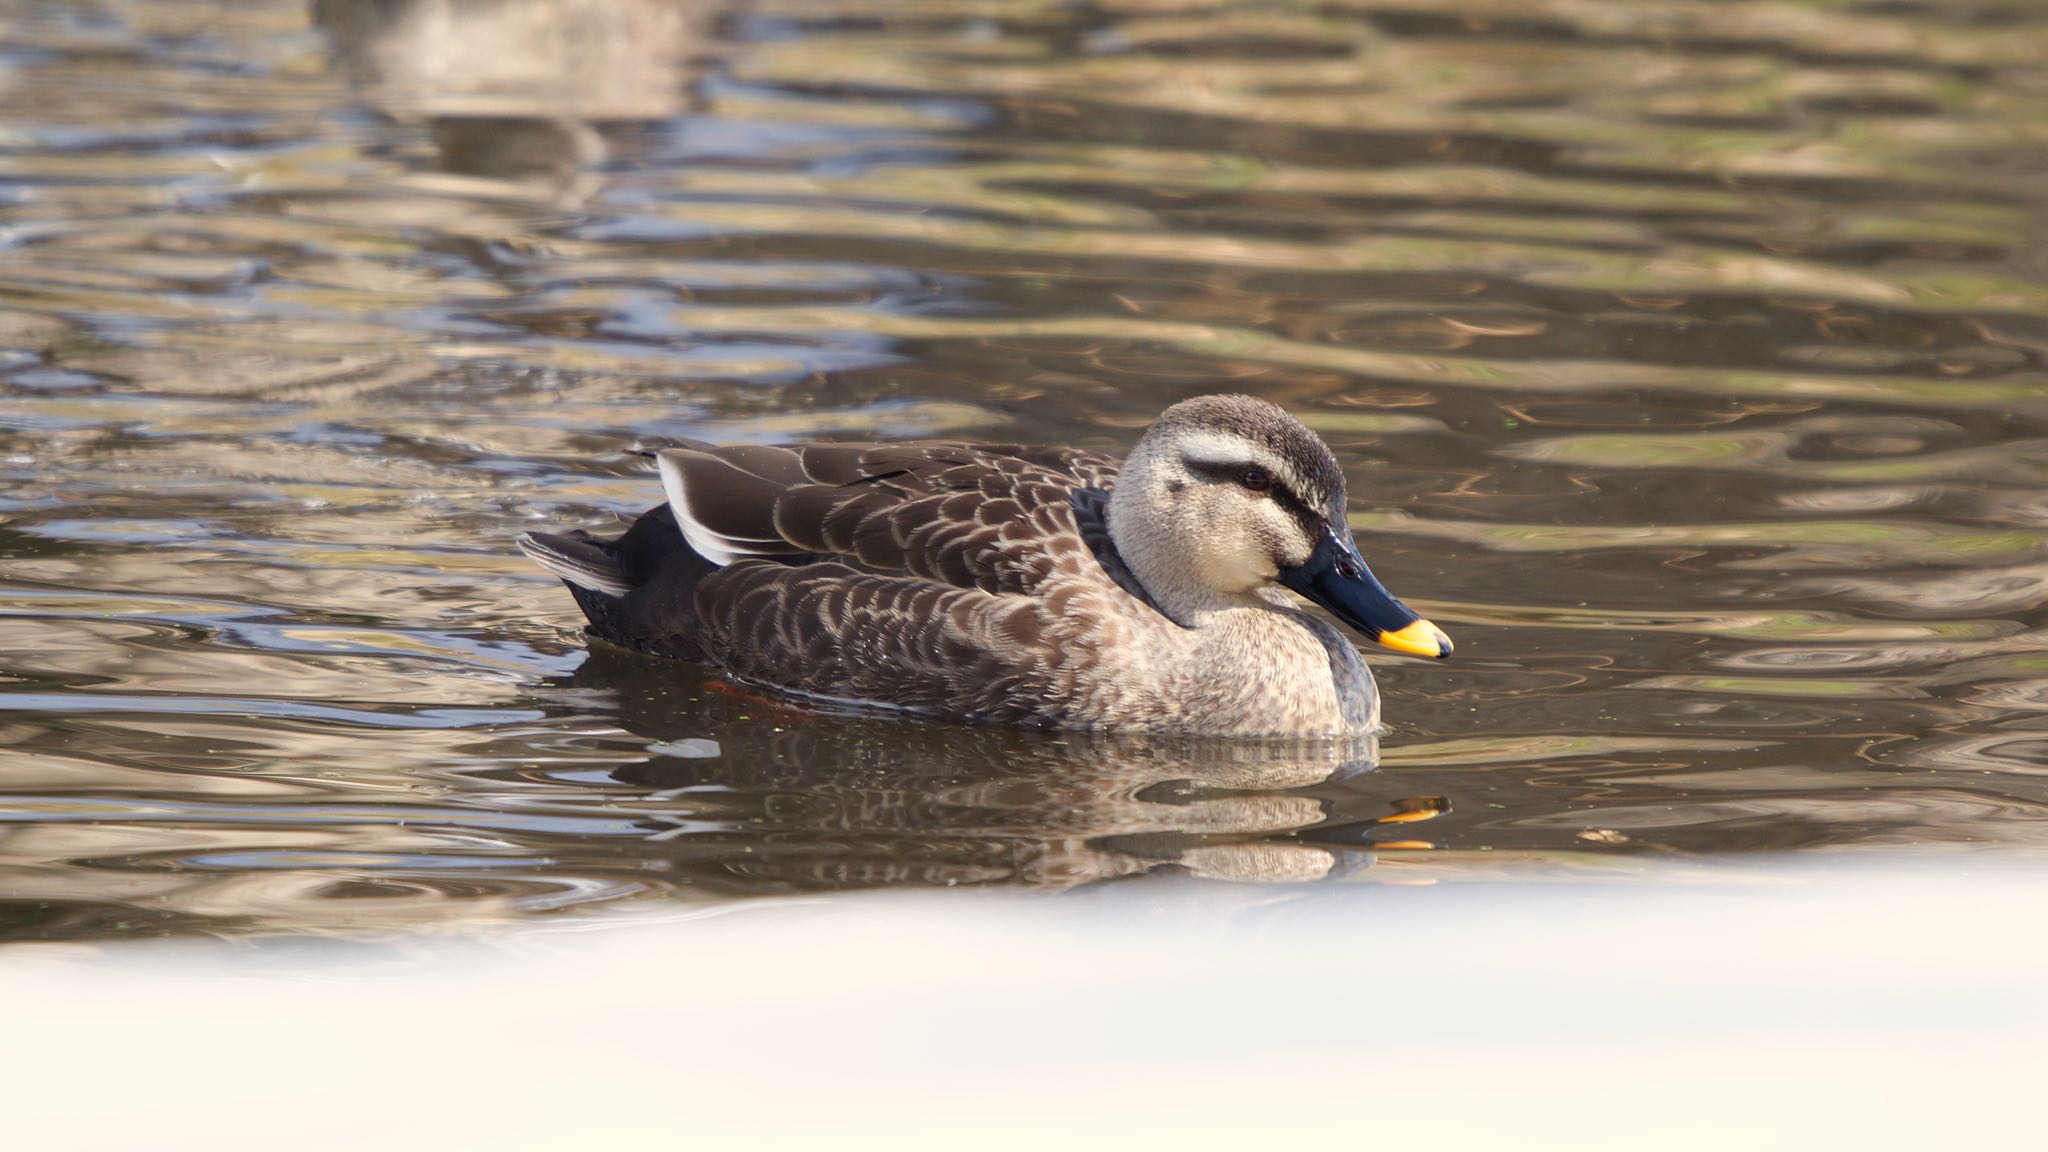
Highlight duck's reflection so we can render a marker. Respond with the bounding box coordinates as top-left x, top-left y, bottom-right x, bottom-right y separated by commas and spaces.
313, 0, 707, 201
551, 646, 1385, 894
